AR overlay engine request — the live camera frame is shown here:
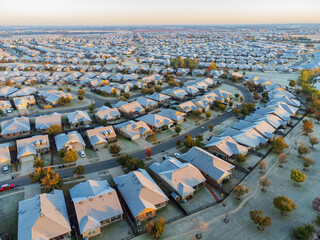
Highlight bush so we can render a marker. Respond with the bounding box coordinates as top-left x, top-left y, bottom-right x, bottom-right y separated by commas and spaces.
222, 179, 229, 184
292, 224, 314, 240
78, 95, 84, 100
110, 144, 121, 154
74, 165, 85, 175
